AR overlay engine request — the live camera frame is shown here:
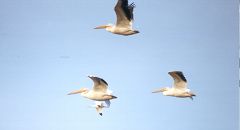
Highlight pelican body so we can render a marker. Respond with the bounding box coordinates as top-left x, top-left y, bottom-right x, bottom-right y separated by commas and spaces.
94, 0, 139, 36
68, 76, 117, 116
152, 71, 196, 100
75, 88, 116, 101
